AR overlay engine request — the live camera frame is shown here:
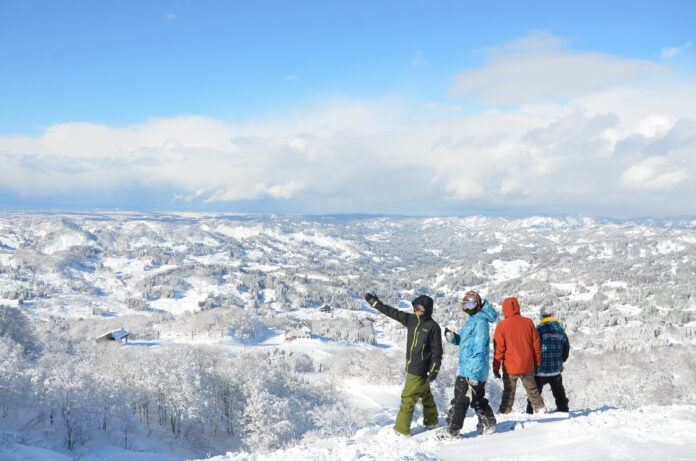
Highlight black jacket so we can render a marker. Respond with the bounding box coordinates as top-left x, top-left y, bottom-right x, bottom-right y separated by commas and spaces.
373, 295, 443, 378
